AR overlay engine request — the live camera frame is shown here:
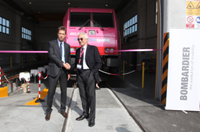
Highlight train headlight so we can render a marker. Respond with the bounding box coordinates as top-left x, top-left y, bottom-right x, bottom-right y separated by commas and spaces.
105, 48, 109, 53
110, 48, 114, 53
70, 48, 74, 52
